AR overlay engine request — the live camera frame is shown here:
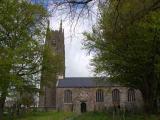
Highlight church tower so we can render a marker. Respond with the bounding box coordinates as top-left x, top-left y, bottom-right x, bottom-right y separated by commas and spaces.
39, 21, 65, 108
